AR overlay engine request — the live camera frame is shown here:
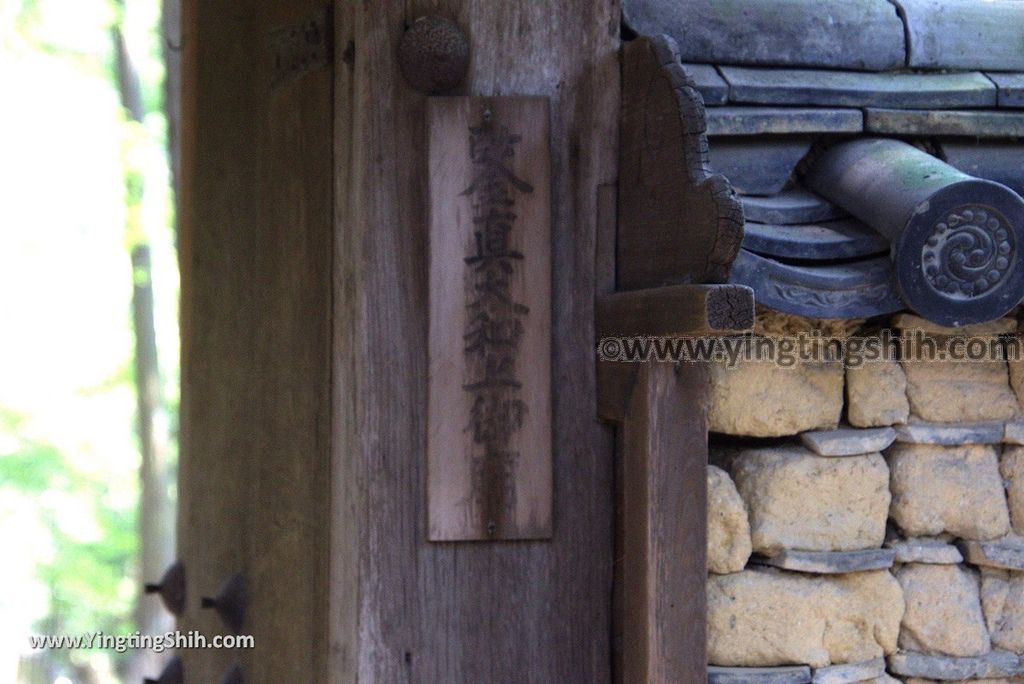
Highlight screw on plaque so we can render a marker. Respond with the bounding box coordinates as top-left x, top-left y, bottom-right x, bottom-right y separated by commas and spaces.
144, 561, 186, 617
219, 664, 244, 684
397, 15, 470, 93
200, 572, 248, 634
143, 656, 183, 684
